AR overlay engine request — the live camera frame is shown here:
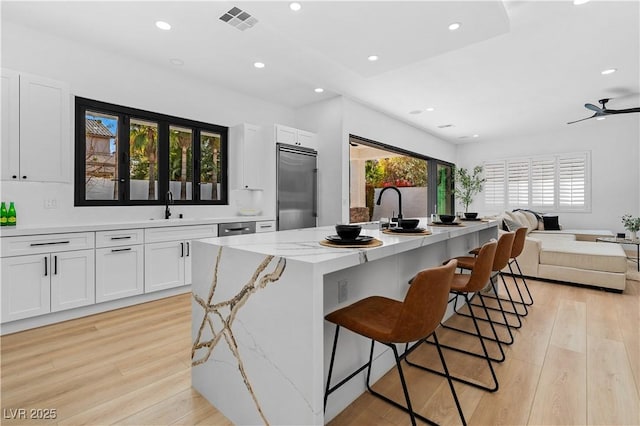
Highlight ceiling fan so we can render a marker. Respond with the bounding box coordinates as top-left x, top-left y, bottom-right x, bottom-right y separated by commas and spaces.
568, 98, 640, 124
